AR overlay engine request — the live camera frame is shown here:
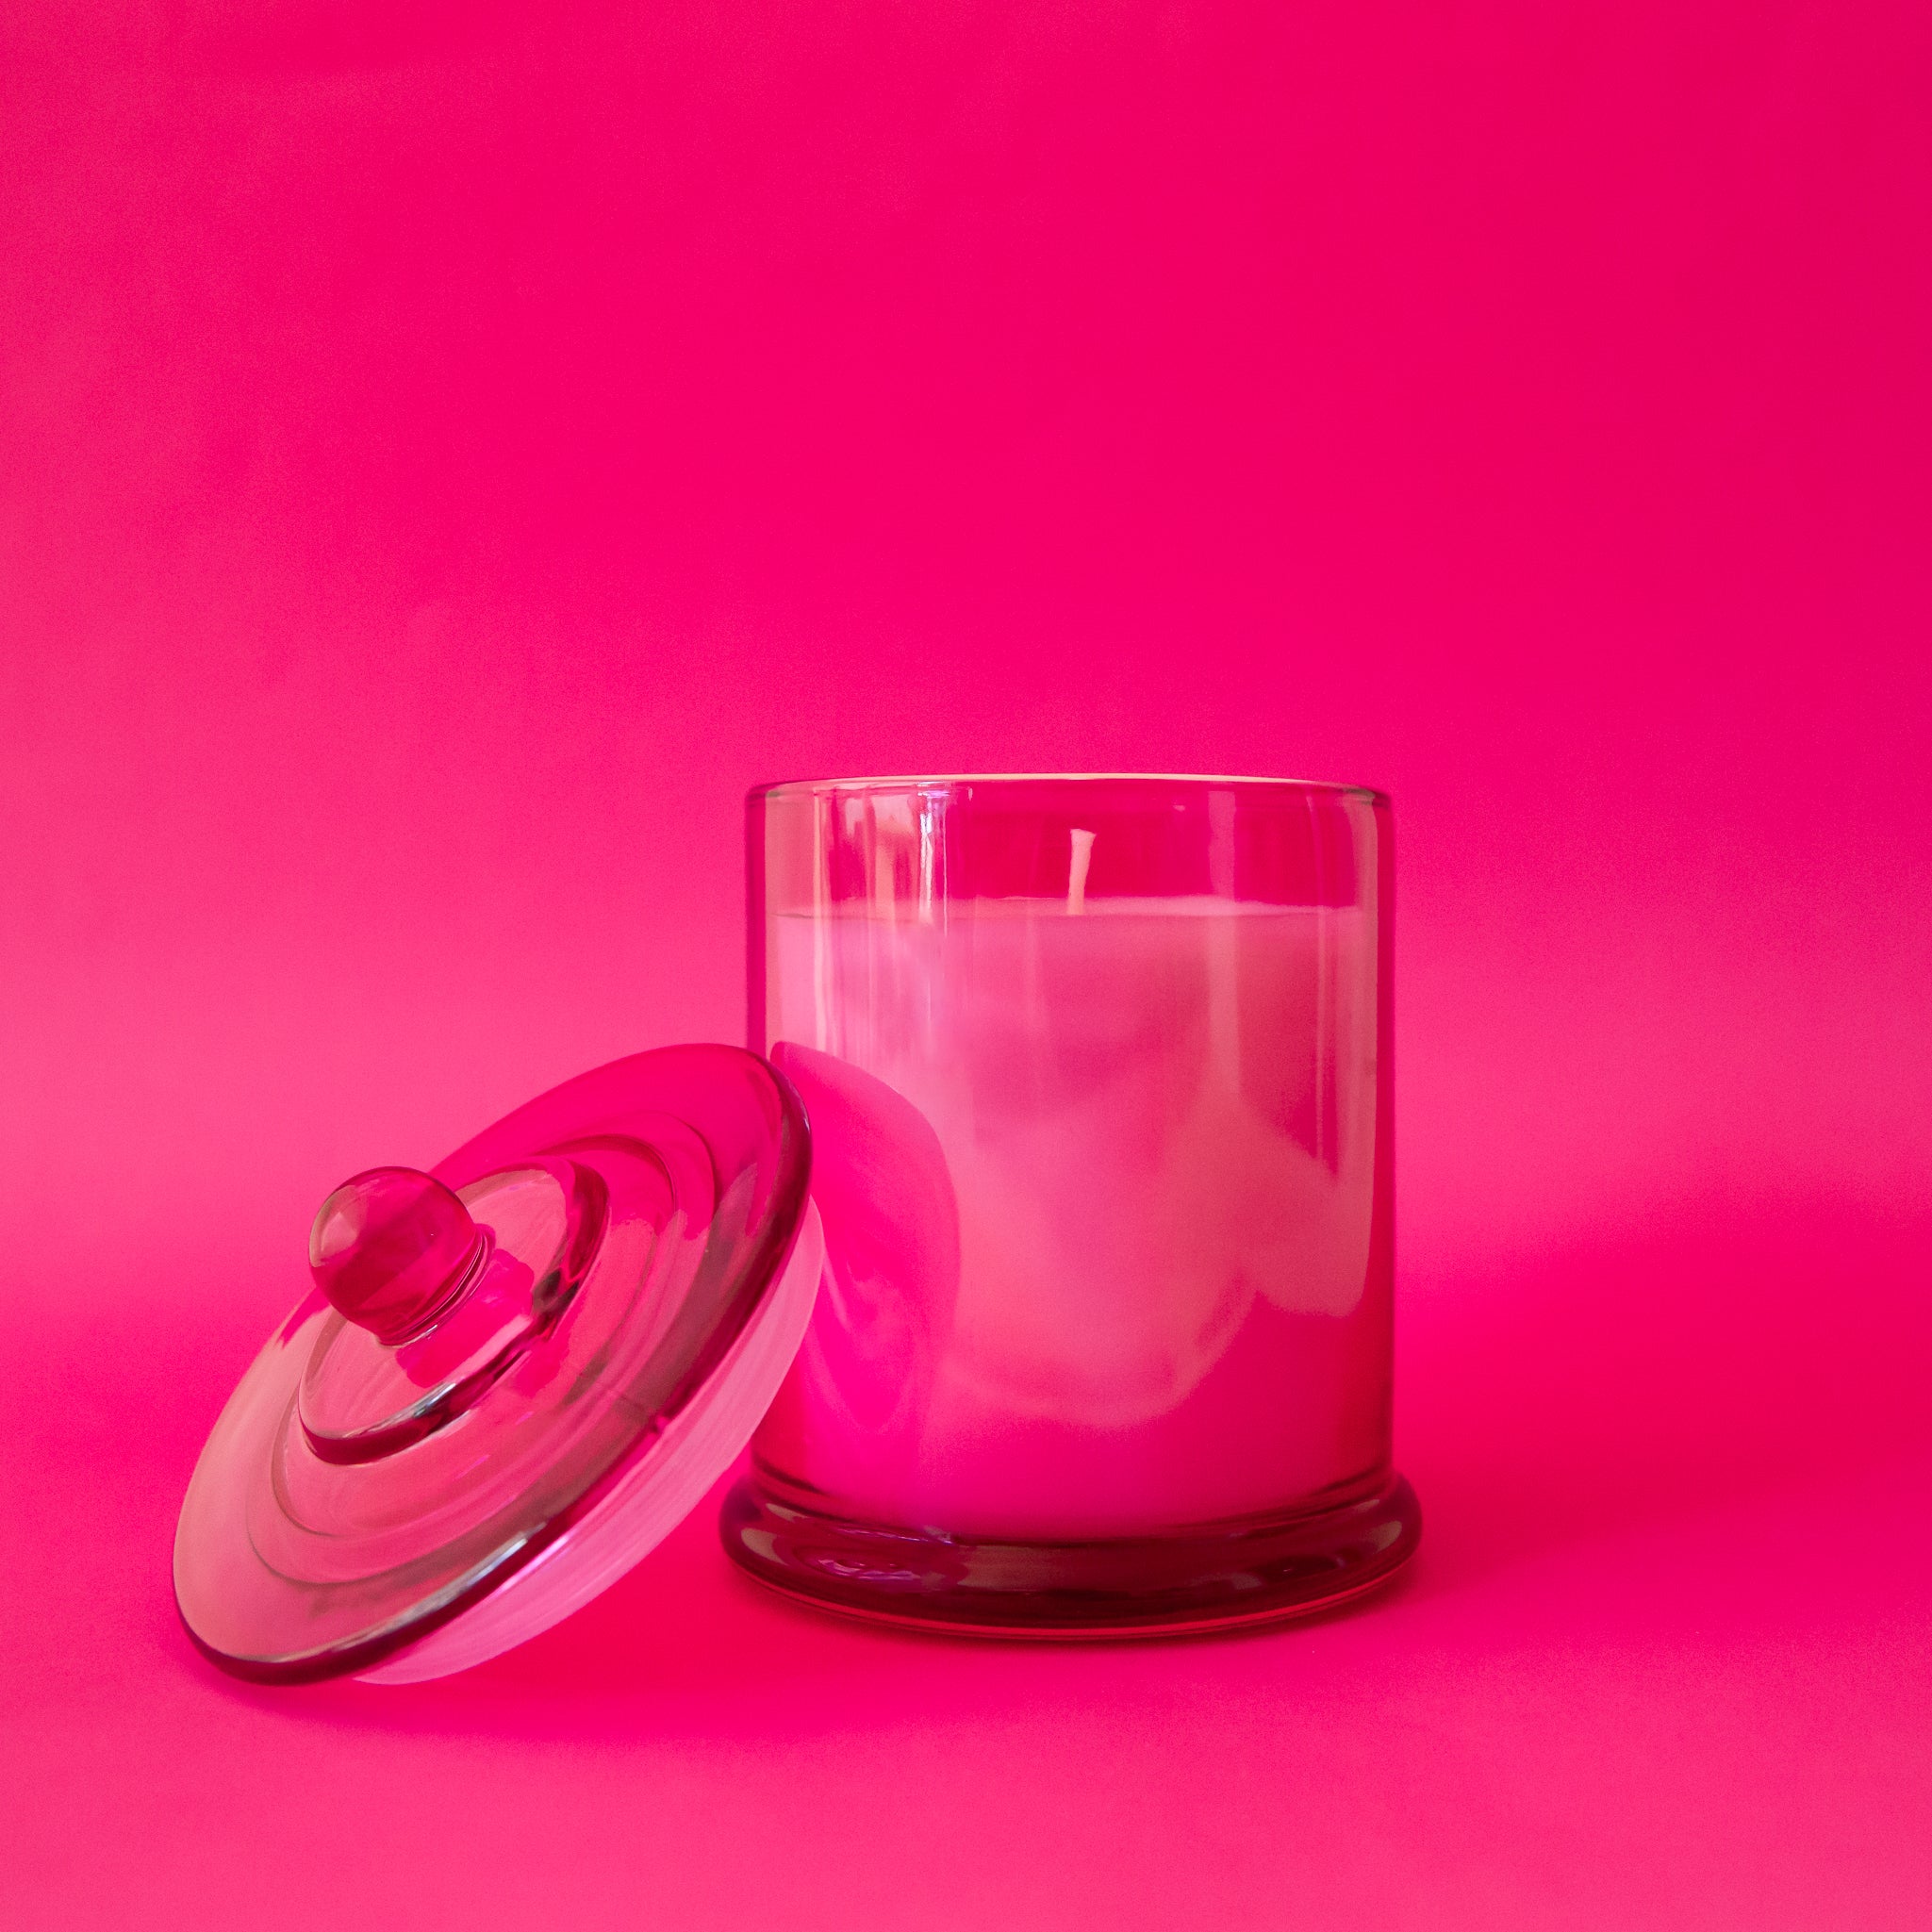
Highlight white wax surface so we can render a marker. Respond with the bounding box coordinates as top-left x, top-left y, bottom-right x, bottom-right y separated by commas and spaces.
755, 898, 1388, 1538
